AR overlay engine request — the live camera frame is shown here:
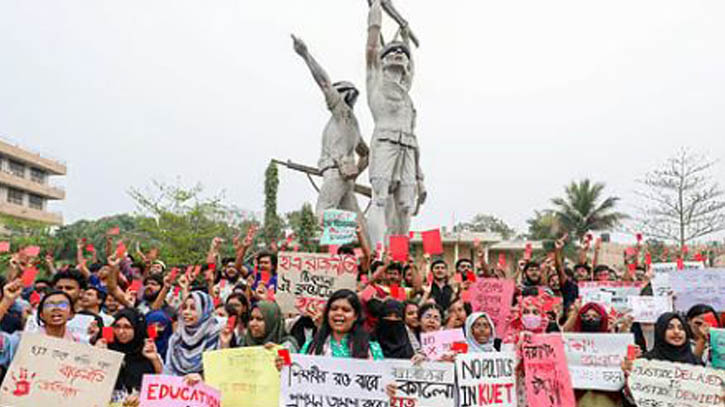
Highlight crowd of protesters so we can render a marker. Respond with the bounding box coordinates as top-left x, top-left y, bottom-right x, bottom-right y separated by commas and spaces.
0, 226, 722, 407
